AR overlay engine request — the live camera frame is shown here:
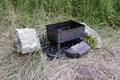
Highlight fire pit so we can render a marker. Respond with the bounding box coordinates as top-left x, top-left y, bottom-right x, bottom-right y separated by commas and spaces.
46, 20, 85, 51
